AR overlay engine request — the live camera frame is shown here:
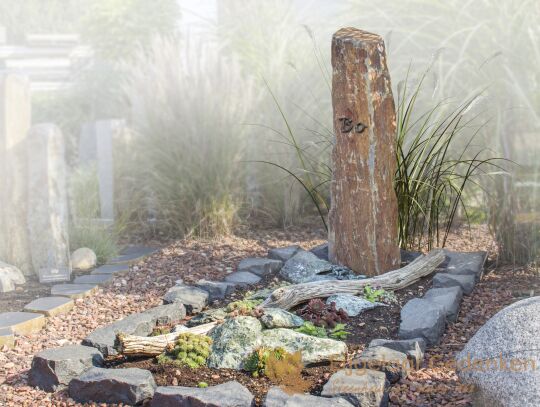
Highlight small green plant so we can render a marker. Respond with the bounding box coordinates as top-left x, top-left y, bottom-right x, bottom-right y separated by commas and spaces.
244, 347, 287, 377
197, 382, 209, 388
226, 299, 263, 315
363, 285, 386, 303
328, 323, 350, 340
295, 322, 328, 338
156, 333, 212, 369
